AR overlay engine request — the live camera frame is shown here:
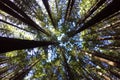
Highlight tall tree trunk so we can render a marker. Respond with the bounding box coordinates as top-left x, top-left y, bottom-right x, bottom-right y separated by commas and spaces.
0, 65, 17, 75
85, 21, 120, 36
68, 0, 120, 37
10, 58, 41, 80
42, 0, 56, 29
0, 37, 55, 53
100, 46, 120, 50
109, 70, 120, 79
88, 36, 120, 41
55, 0, 58, 14
86, 51, 120, 68
0, 19, 35, 34
0, 60, 8, 65
65, 0, 75, 21
103, 10, 120, 22
77, 0, 106, 25
92, 58, 120, 79
62, 53, 74, 80
0, 0, 49, 35
60, 47, 74, 80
